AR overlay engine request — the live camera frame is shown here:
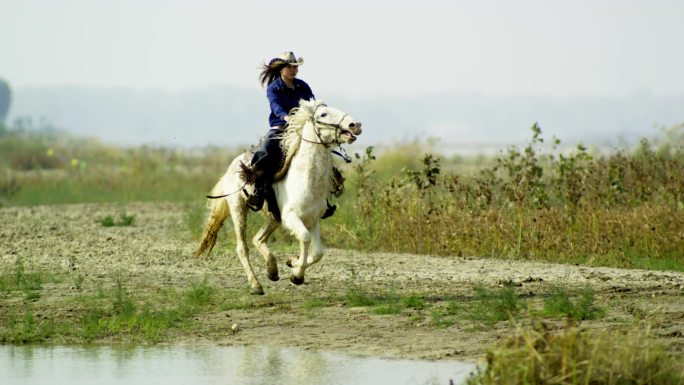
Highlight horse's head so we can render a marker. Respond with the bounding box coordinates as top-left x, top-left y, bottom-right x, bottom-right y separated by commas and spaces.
309, 101, 362, 145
